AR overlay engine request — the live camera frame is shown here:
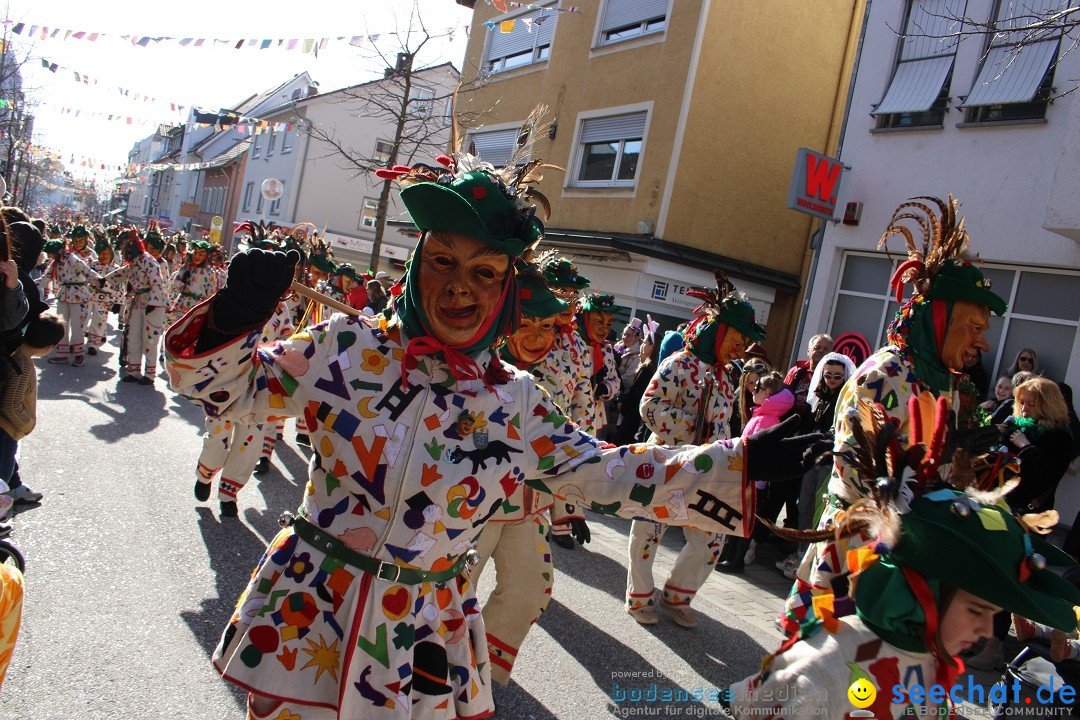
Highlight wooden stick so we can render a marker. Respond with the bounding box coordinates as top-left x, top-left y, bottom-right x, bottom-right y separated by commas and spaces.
290, 280, 362, 317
